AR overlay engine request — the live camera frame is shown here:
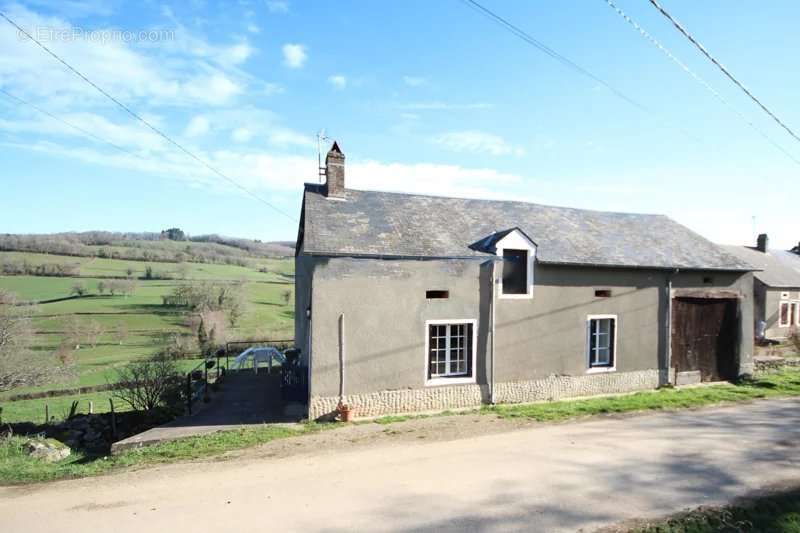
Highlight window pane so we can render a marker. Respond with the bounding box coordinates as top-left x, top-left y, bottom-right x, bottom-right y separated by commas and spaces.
781, 303, 790, 326
428, 322, 473, 379
502, 249, 528, 295
588, 318, 615, 368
